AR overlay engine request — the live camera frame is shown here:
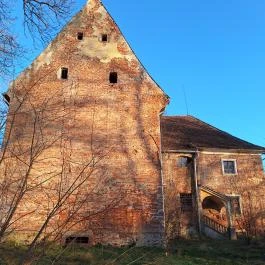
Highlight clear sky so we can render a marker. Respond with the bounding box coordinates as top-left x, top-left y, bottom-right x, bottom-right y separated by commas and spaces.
2, 0, 265, 152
